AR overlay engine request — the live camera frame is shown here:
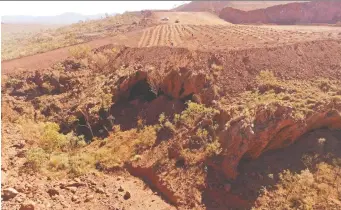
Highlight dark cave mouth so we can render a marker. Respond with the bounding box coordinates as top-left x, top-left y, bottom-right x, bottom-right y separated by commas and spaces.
128, 79, 159, 102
